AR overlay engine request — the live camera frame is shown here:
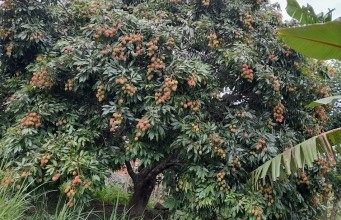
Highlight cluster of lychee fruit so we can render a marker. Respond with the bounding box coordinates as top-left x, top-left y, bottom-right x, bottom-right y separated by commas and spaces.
262, 185, 275, 206
271, 76, 280, 91
112, 43, 127, 61
283, 44, 291, 57
315, 106, 328, 122
120, 34, 144, 57
36, 55, 47, 62
55, 119, 67, 127
181, 100, 201, 112
207, 33, 219, 48
214, 147, 226, 159
240, 13, 253, 30
30, 70, 53, 88
72, 175, 82, 186
115, 77, 136, 97
121, 33, 143, 44
318, 86, 329, 98
297, 171, 310, 185
63, 46, 74, 54
84, 181, 92, 189
273, 103, 284, 123
132, 44, 144, 57
30, 32, 44, 40
236, 111, 247, 118
202, 0, 210, 7
187, 76, 197, 87
256, 138, 268, 152
96, 84, 105, 102
316, 158, 331, 176
135, 118, 151, 141
1, 0, 15, 10
52, 172, 61, 181
166, 38, 175, 50
115, 77, 128, 85
216, 171, 228, 192
268, 54, 278, 62
109, 112, 123, 133
0, 29, 12, 39
191, 123, 200, 133
320, 183, 332, 202
287, 85, 297, 92
241, 64, 254, 82
122, 83, 137, 97
249, 151, 259, 157
5, 42, 13, 57
250, 207, 263, 220
146, 37, 159, 57
1, 176, 14, 187
64, 79, 73, 91
92, 23, 120, 39
21, 171, 30, 178
230, 158, 241, 172
155, 77, 178, 104
235, 31, 243, 39
101, 45, 110, 55
40, 153, 51, 166
20, 112, 42, 128
210, 134, 225, 158
147, 56, 165, 80
64, 185, 76, 199
303, 124, 322, 137
229, 124, 237, 134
